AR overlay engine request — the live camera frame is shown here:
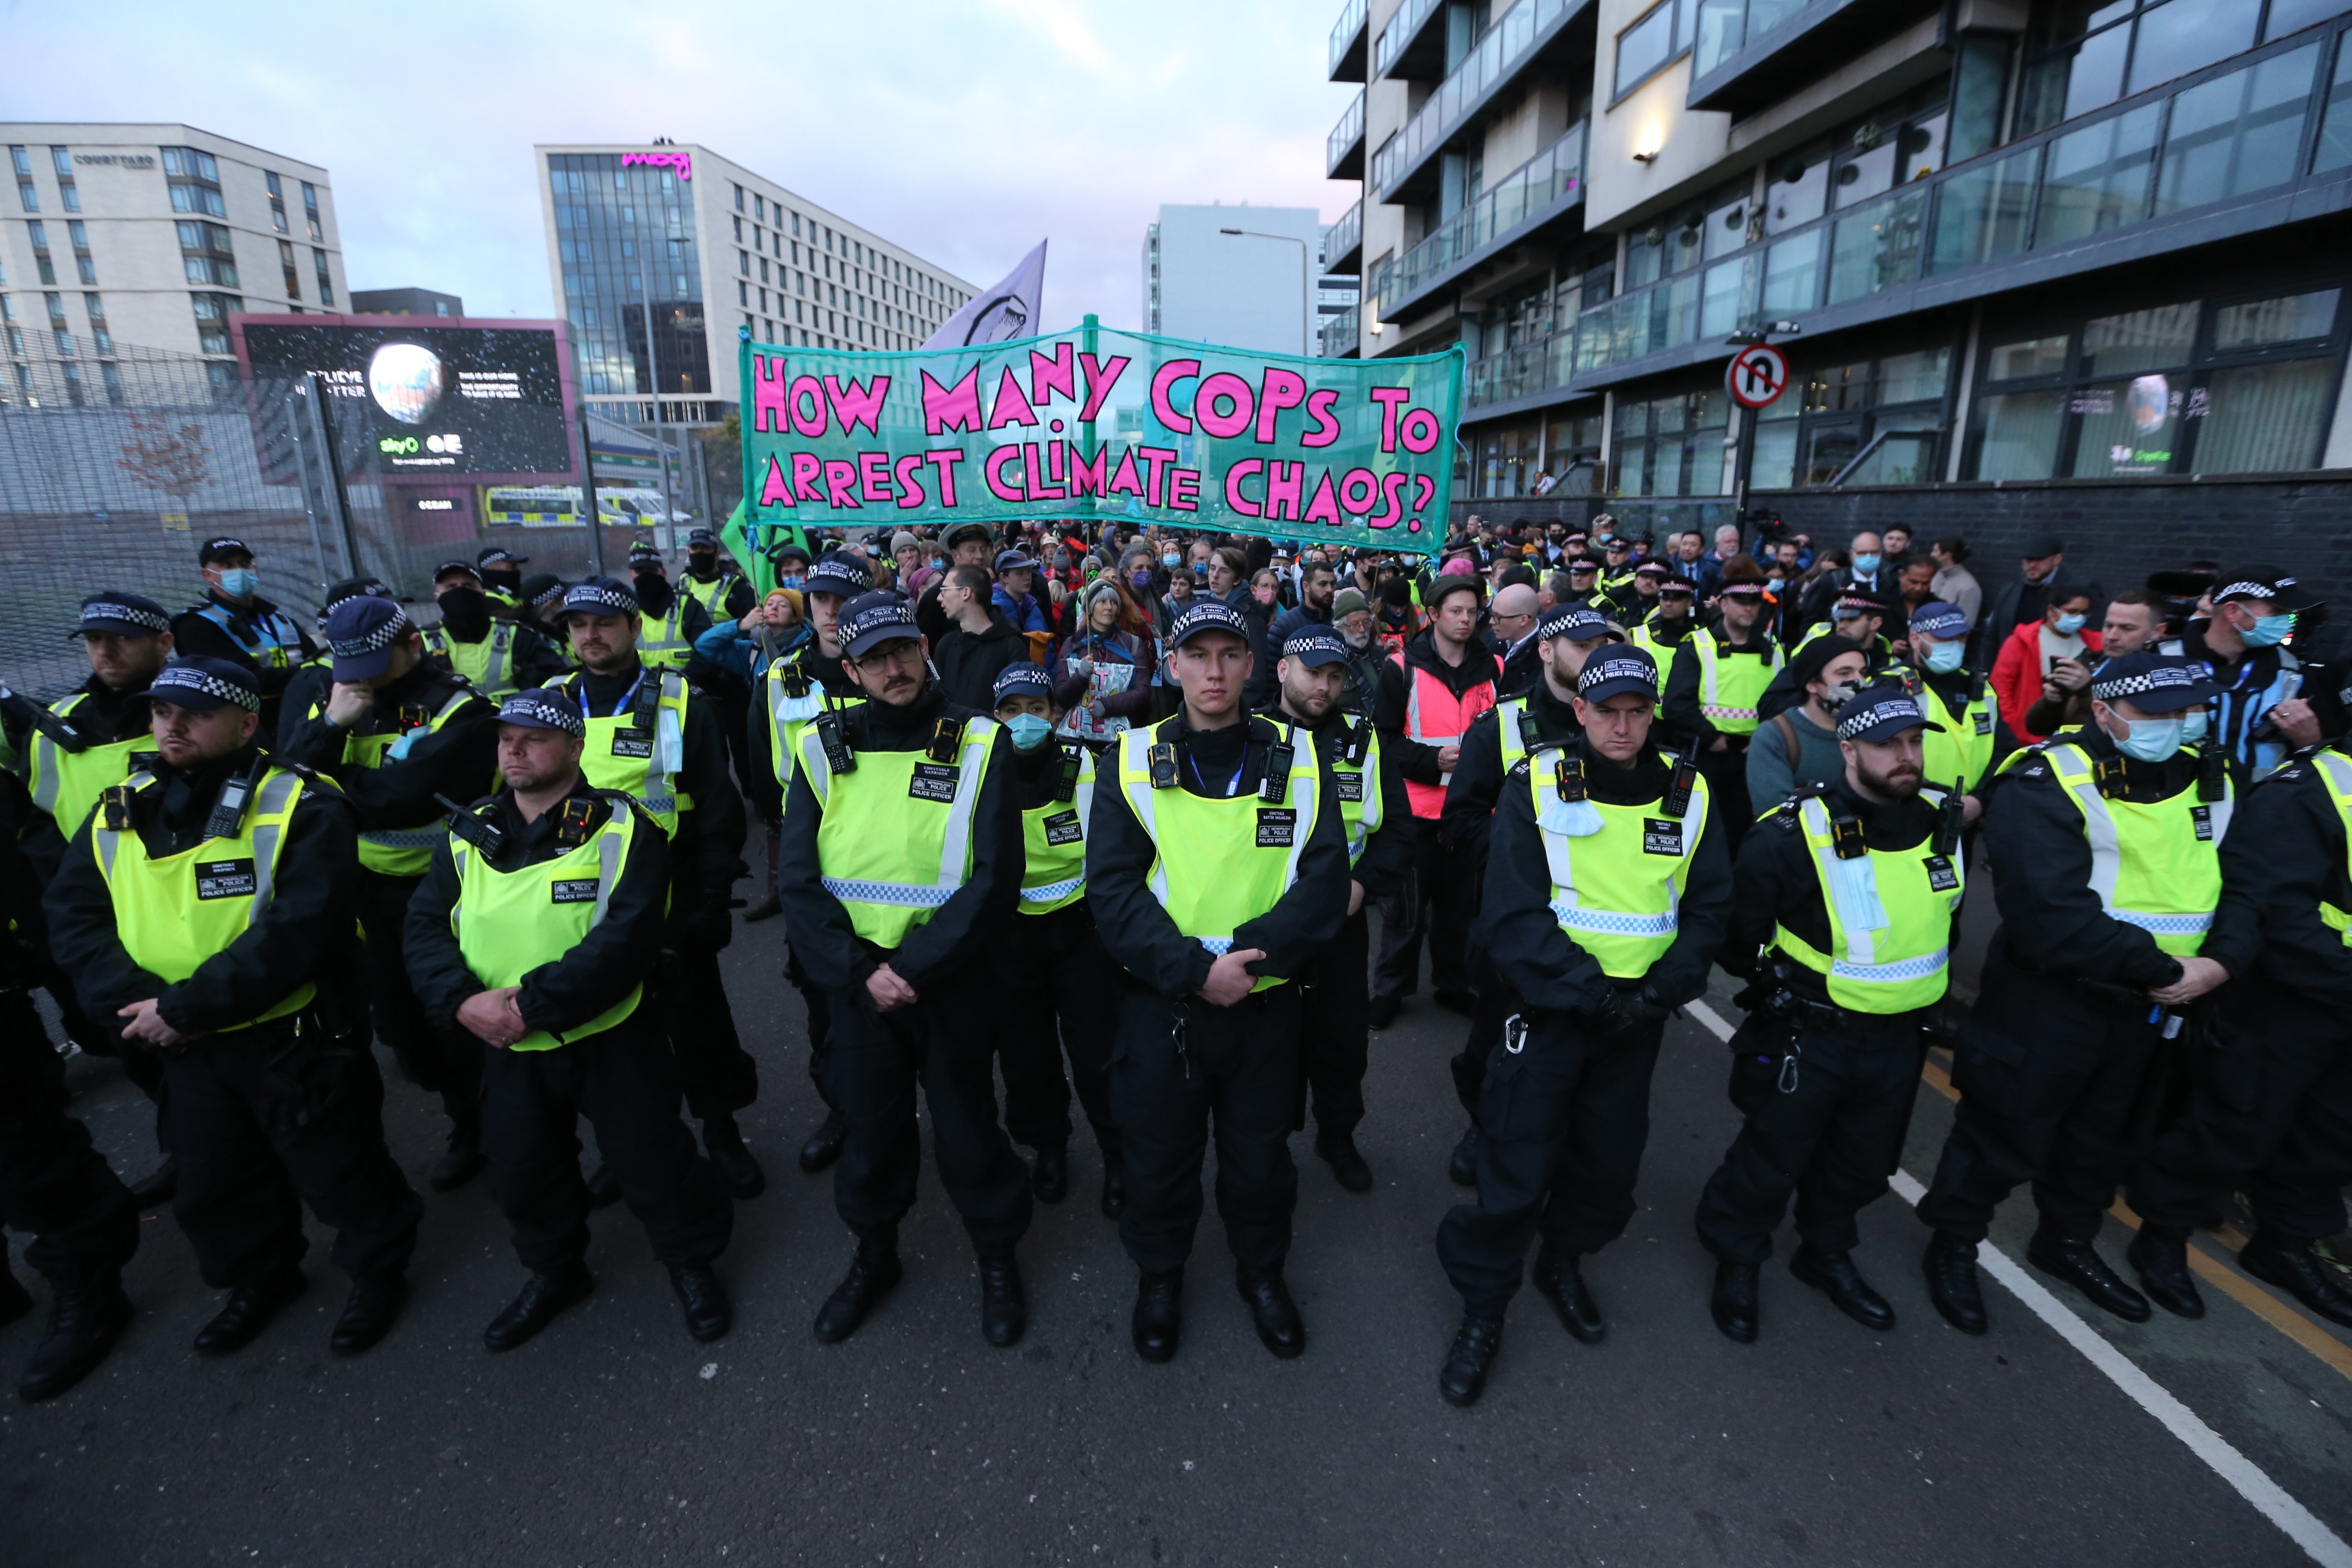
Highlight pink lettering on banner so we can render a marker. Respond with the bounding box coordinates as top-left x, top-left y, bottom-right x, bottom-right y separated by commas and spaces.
1078, 354, 1131, 422
921, 367, 983, 435
1046, 441, 1066, 487
925, 448, 965, 506
1028, 342, 1077, 408
1338, 468, 1380, 516
858, 451, 894, 503
984, 445, 1026, 502
1255, 369, 1307, 443
789, 376, 829, 438
1137, 446, 1178, 508
1224, 459, 1264, 517
1024, 443, 1063, 500
1399, 407, 1442, 454
1408, 474, 1437, 530
1067, 443, 1109, 498
1150, 360, 1200, 435
1167, 467, 1200, 512
987, 366, 1039, 431
791, 451, 824, 503
1373, 472, 1409, 529
1105, 447, 1146, 500
1302, 470, 1343, 529
823, 459, 860, 509
750, 354, 790, 433
1194, 372, 1255, 440
1369, 387, 1411, 453
620, 150, 693, 181
1300, 389, 1342, 449
1264, 461, 1303, 522
892, 453, 929, 508
826, 375, 891, 436
759, 453, 794, 508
